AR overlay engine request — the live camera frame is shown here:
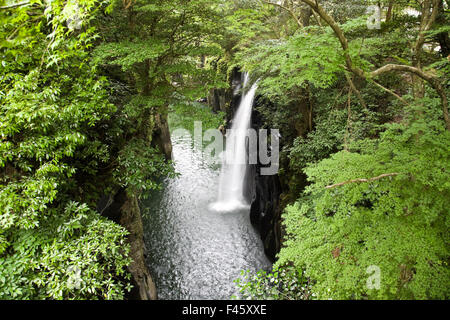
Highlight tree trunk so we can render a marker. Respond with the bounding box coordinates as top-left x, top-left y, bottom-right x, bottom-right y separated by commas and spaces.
152, 111, 173, 161
119, 193, 158, 300
436, 0, 450, 57
386, 0, 394, 22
